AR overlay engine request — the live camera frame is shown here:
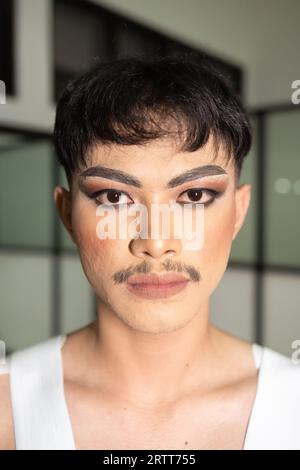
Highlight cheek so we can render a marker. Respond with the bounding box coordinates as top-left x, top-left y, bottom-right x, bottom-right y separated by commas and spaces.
72, 205, 119, 282
198, 201, 236, 283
